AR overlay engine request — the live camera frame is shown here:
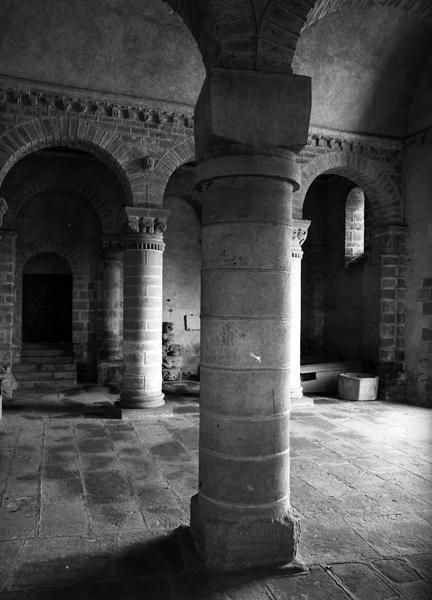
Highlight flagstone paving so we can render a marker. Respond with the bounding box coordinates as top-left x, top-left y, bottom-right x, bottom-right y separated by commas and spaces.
0, 388, 431, 599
